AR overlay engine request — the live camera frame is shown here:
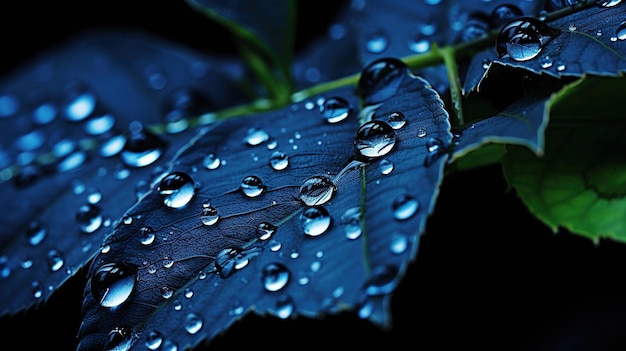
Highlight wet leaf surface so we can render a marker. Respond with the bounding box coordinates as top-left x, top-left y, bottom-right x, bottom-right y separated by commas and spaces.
465, 2, 626, 94
502, 75, 626, 242
0, 30, 246, 316
77, 60, 451, 350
